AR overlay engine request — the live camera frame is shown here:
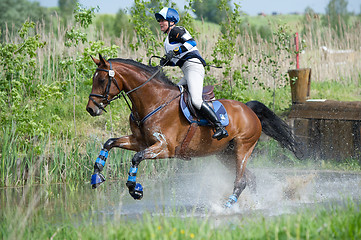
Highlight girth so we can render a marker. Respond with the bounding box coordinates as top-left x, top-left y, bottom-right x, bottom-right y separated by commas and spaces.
175, 85, 216, 160
175, 122, 198, 160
